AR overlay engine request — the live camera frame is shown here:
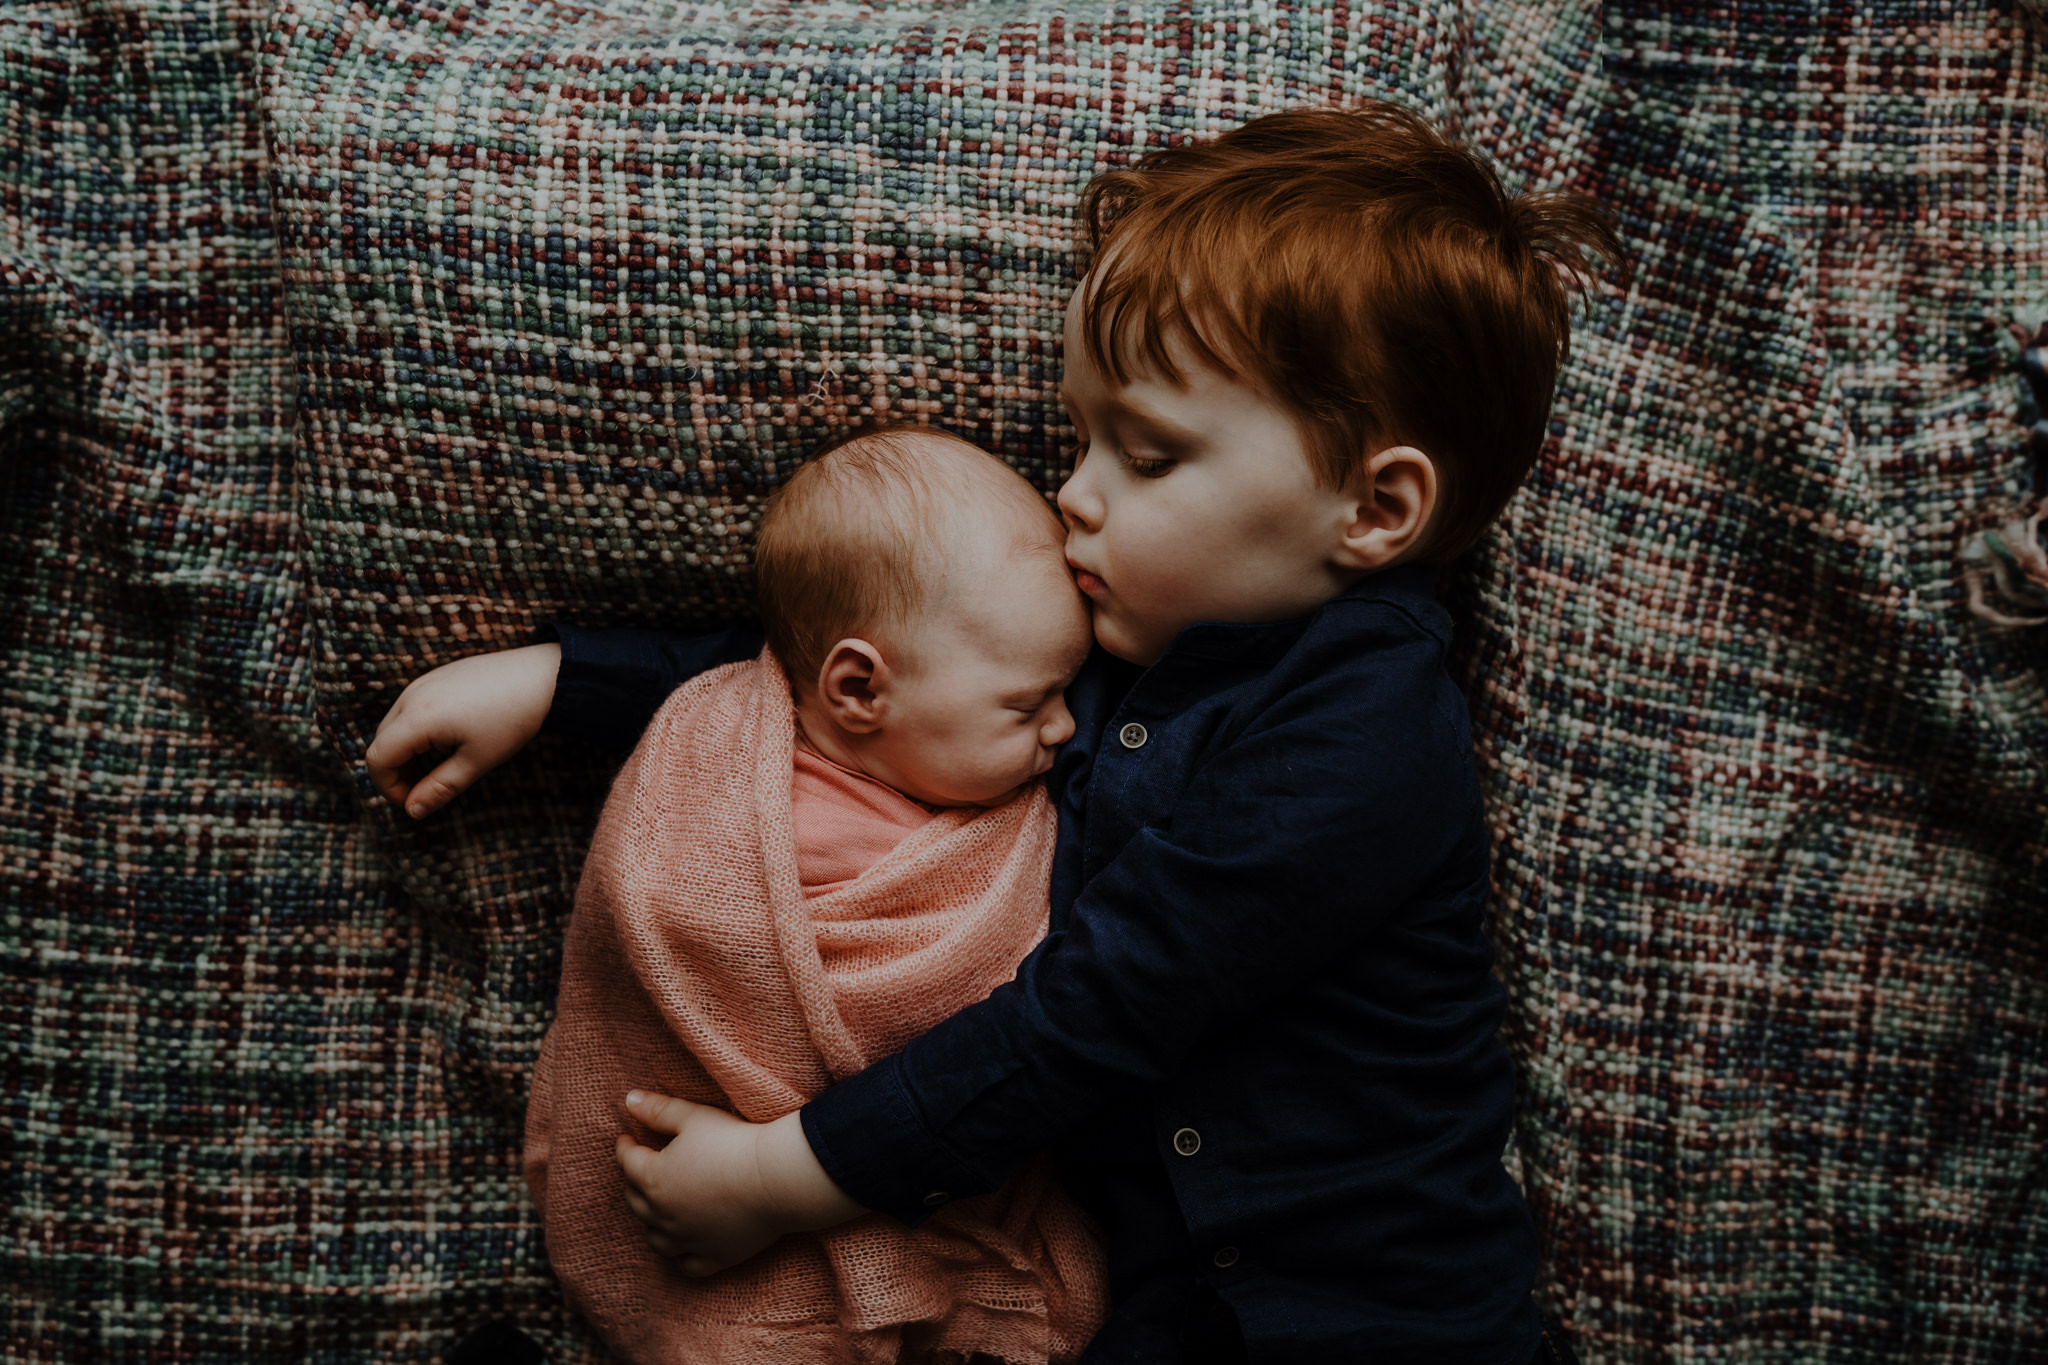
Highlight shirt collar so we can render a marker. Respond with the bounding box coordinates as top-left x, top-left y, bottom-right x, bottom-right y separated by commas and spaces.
1159, 564, 1446, 665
